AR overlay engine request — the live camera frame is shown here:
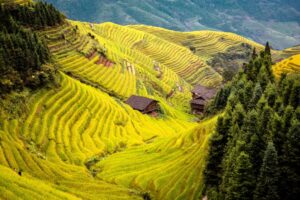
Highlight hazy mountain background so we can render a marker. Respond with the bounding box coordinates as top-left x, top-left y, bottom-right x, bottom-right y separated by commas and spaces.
45, 0, 300, 49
